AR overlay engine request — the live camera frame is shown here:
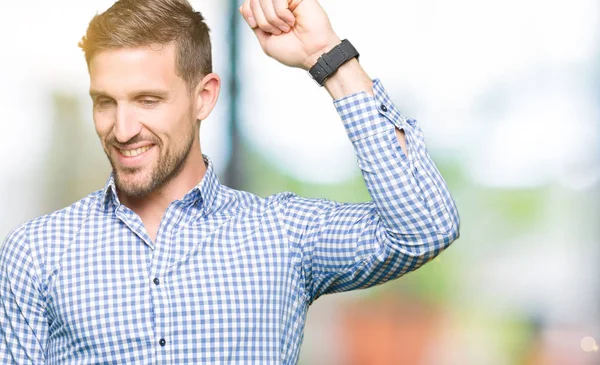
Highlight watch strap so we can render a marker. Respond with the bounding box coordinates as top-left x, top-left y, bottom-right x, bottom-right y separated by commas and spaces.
309, 39, 359, 86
